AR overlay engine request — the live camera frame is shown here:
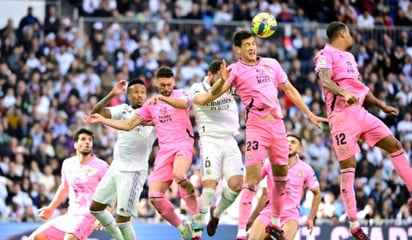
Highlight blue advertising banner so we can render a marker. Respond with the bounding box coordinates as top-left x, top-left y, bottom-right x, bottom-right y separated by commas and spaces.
1, 223, 412, 240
